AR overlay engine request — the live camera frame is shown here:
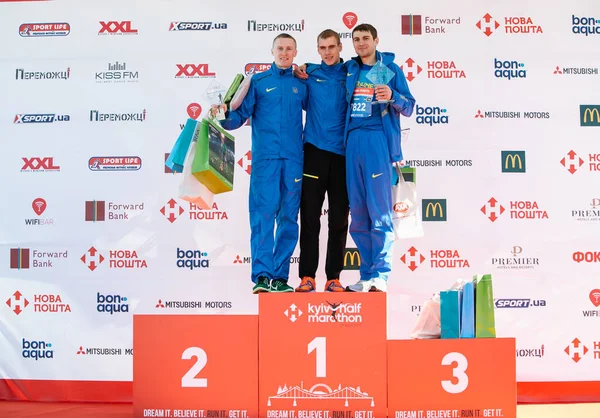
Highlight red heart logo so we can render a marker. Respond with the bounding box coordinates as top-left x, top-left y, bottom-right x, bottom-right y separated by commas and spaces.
32, 198, 46, 216
590, 289, 600, 307
343, 12, 358, 30
187, 103, 202, 120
